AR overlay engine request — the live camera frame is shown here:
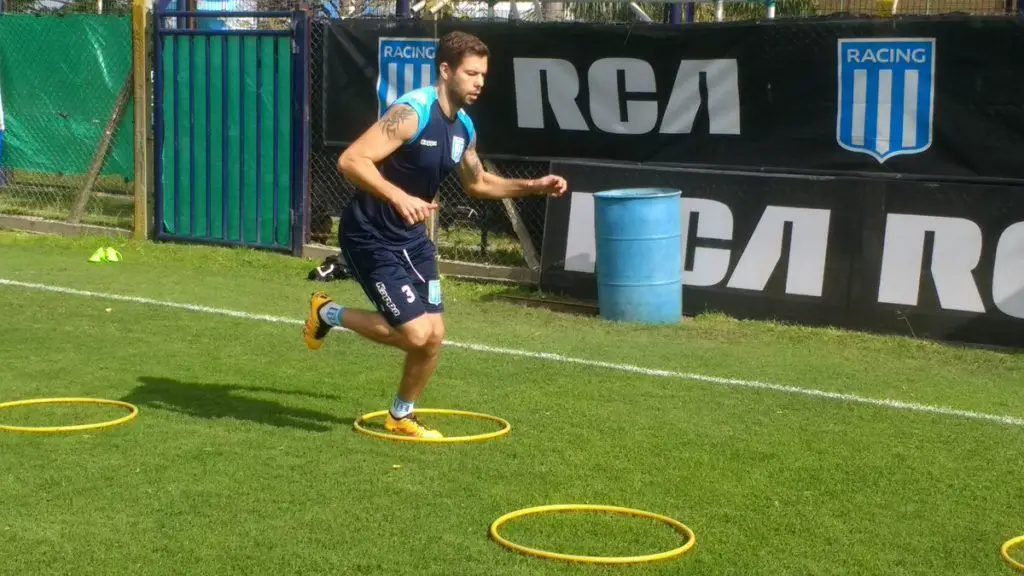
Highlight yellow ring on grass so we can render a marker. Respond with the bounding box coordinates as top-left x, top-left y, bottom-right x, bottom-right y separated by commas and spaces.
1002, 535, 1024, 572
488, 504, 696, 565
353, 408, 510, 444
0, 397, 138, 433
